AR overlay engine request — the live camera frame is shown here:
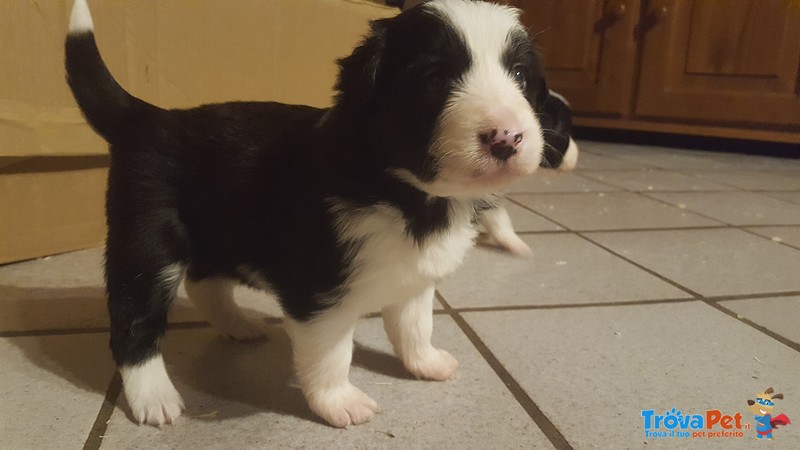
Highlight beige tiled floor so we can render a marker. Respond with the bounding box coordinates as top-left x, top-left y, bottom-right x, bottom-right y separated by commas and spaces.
2, 140, 799, 449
